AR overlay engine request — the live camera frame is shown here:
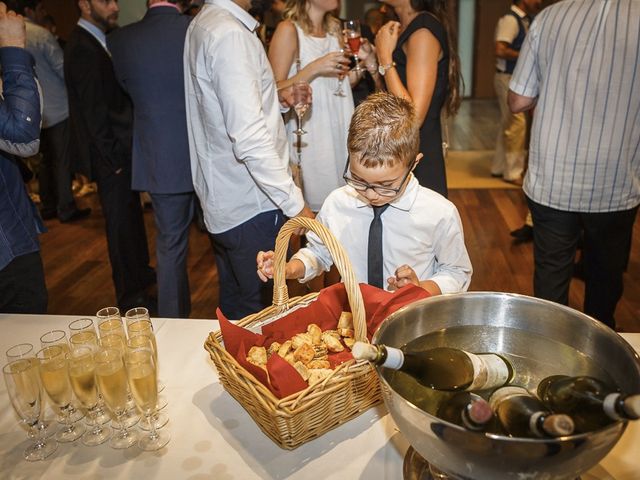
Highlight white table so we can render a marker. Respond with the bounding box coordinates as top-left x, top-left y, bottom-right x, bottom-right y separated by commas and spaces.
0, 314, 638, 480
